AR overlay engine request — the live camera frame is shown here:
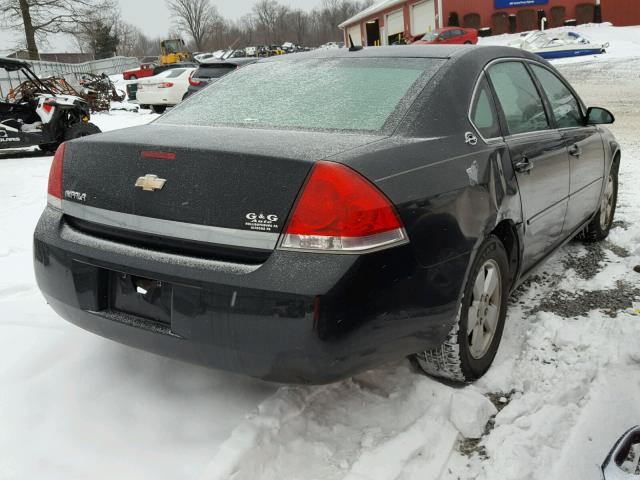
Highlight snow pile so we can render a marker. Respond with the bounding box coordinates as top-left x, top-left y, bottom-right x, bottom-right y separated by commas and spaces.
450, 390, 497, 439
201, 366, 464, 480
